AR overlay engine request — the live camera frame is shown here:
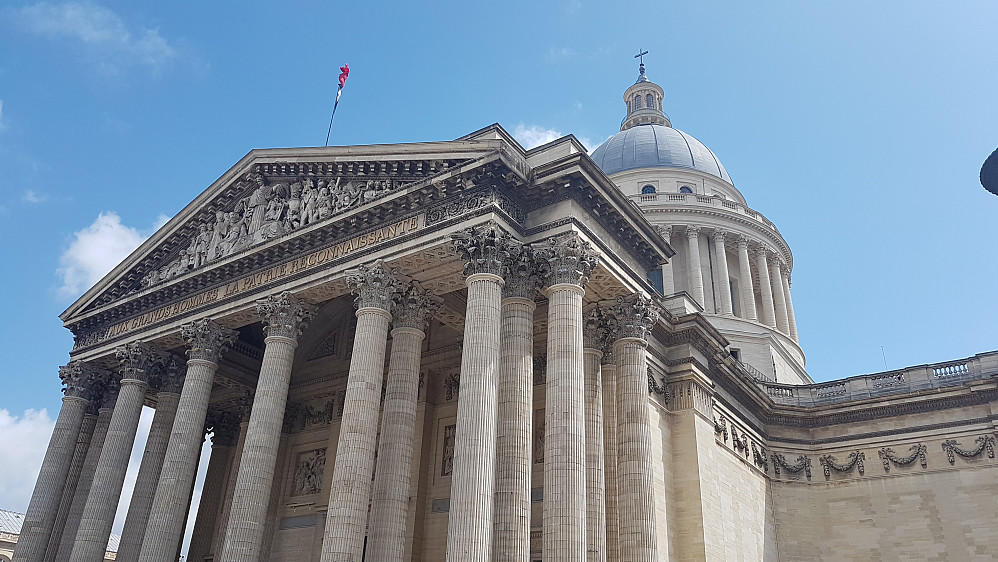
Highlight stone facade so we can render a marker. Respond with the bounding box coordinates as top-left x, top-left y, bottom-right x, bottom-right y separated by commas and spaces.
14, 102, 998, 561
